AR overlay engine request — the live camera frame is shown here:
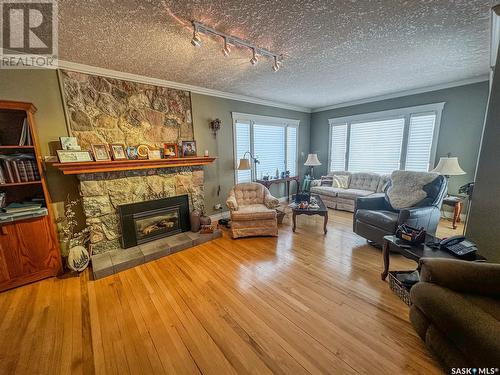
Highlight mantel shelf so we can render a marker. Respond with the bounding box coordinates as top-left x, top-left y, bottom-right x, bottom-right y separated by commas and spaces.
51, 157, 217, 175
